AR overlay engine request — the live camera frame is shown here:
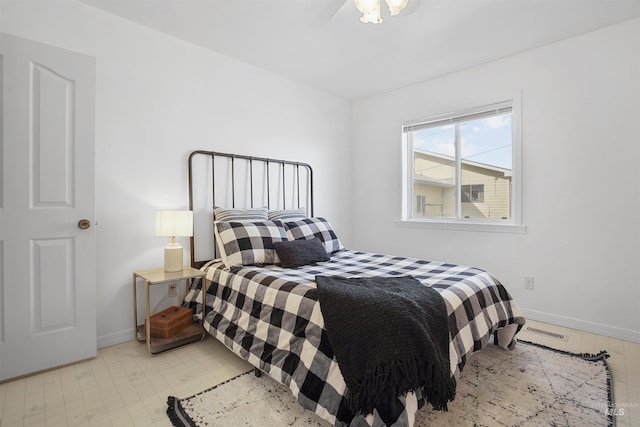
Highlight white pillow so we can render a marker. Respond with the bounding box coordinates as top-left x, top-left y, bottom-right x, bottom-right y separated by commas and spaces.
213, 207, 268, 222
267, 208, 307, 221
